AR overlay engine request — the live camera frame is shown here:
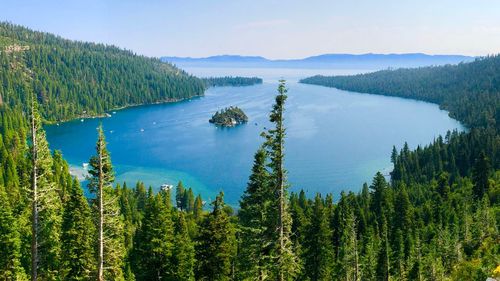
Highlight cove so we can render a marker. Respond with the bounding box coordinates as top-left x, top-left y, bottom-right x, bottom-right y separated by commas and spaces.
45, 67, 464, 206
